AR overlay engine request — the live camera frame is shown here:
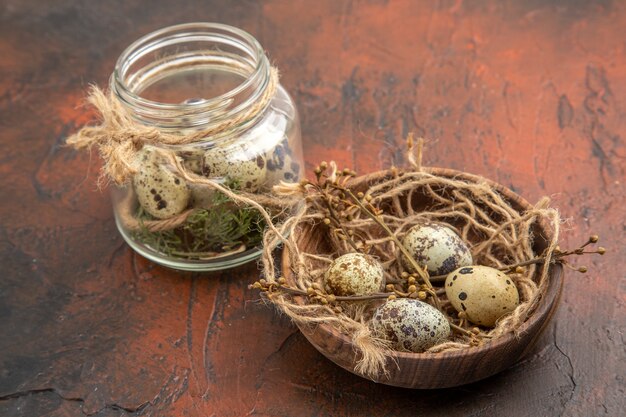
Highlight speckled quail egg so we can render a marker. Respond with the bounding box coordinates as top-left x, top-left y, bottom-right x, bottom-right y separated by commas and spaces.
178, 148, 206, 174
401, 221, 473, 276
202, 146, 267, 191
265, 141, 302, 185
445, 265, 520, 327
133, 148, 191, 219
324, 253, 385, 296
371, 298, 450, 353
